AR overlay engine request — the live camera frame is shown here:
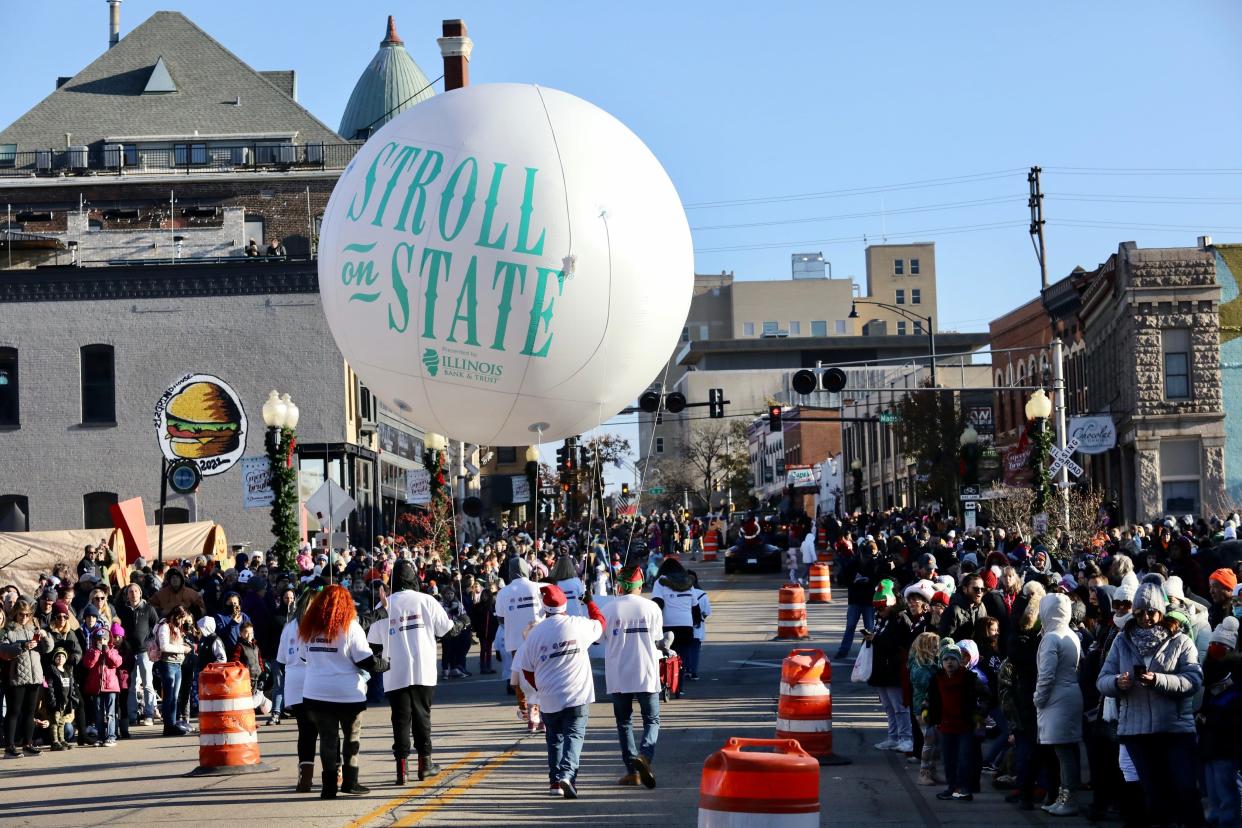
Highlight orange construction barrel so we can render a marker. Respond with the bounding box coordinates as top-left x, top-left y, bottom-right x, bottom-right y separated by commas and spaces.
807, 564, 831, 603
702, 530, 719, 562
777, 584, 808, 640
185, 662, 275, 776
698, 738, 820, 827
775, 648, 837, 764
